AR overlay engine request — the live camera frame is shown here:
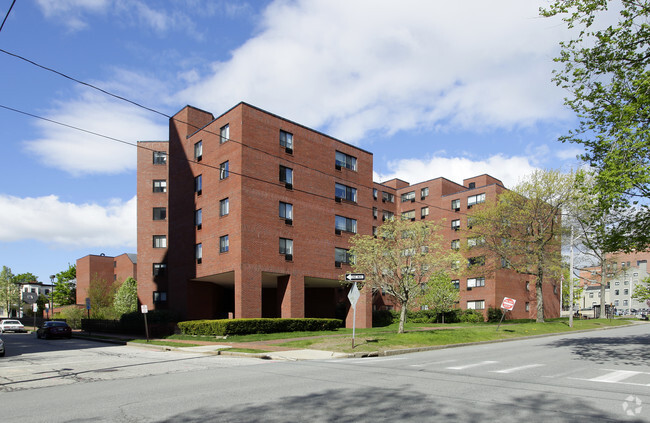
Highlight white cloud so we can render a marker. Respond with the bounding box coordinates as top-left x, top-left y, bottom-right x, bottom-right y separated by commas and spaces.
23, 92, 167, 176
375, 154, 539, 189
178, 0, 572, 142
0, 195, 136, 248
